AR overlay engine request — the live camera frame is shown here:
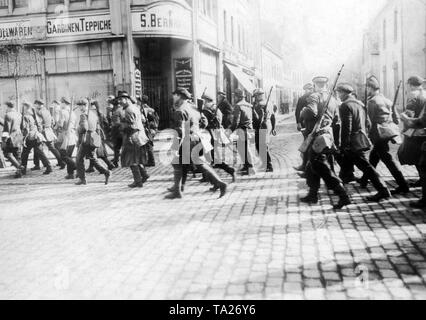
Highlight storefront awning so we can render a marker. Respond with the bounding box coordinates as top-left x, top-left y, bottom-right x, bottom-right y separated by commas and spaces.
225, 63, 256, 94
